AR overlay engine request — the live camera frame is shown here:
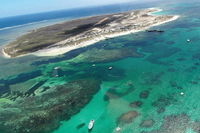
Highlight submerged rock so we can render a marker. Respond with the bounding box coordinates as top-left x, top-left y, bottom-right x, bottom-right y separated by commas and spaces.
117, 110, 139, 125
104, 85, 135, 101
140, 119, 155, 128
139, 90, 150, 99
157, 107, 165, 114
129, 101, 143, 108
152, 94, 177, 114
